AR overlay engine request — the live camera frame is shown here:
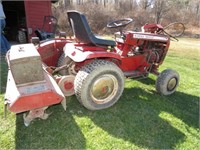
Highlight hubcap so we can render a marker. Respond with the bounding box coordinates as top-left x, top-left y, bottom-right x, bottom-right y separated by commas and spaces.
167, 77, 177, 91
64, 81, 73, 90
58, 75, 75, 96
90, 74, 118, 104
